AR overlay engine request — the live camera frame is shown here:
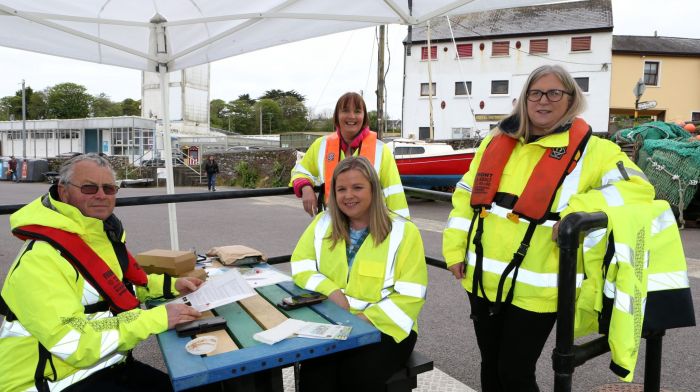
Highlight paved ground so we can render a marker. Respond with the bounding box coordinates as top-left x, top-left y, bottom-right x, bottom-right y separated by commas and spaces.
0, 182, 698, 391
